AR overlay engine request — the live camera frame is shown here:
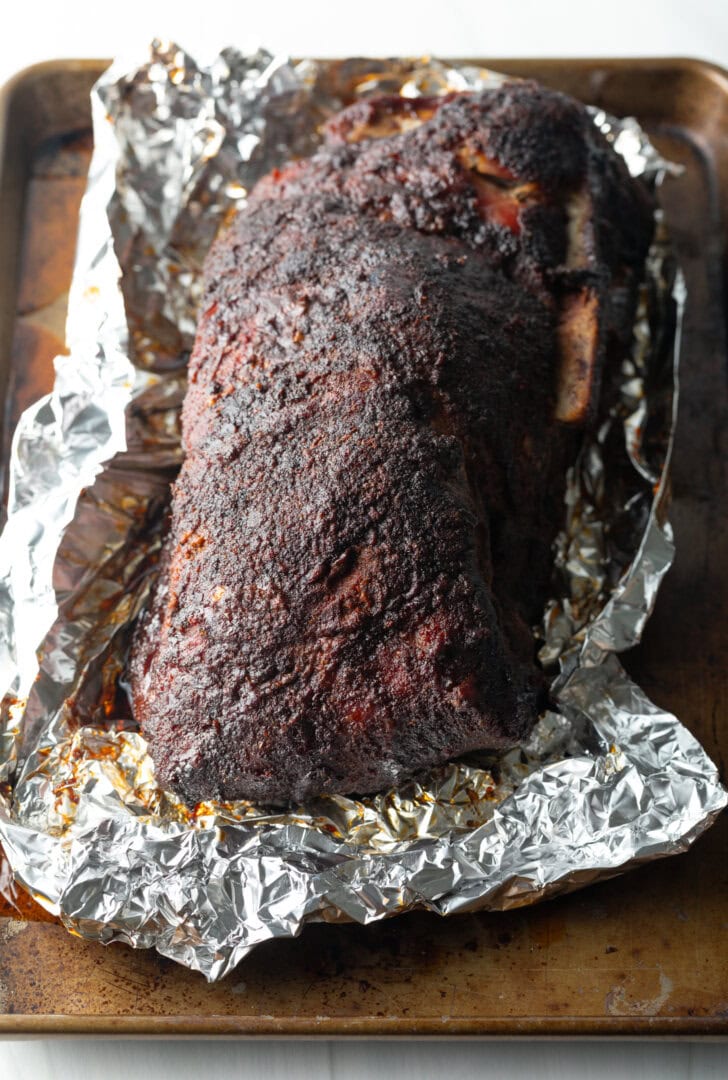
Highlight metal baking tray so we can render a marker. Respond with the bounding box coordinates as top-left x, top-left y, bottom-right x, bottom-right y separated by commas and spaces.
0, 56, 726, 1038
